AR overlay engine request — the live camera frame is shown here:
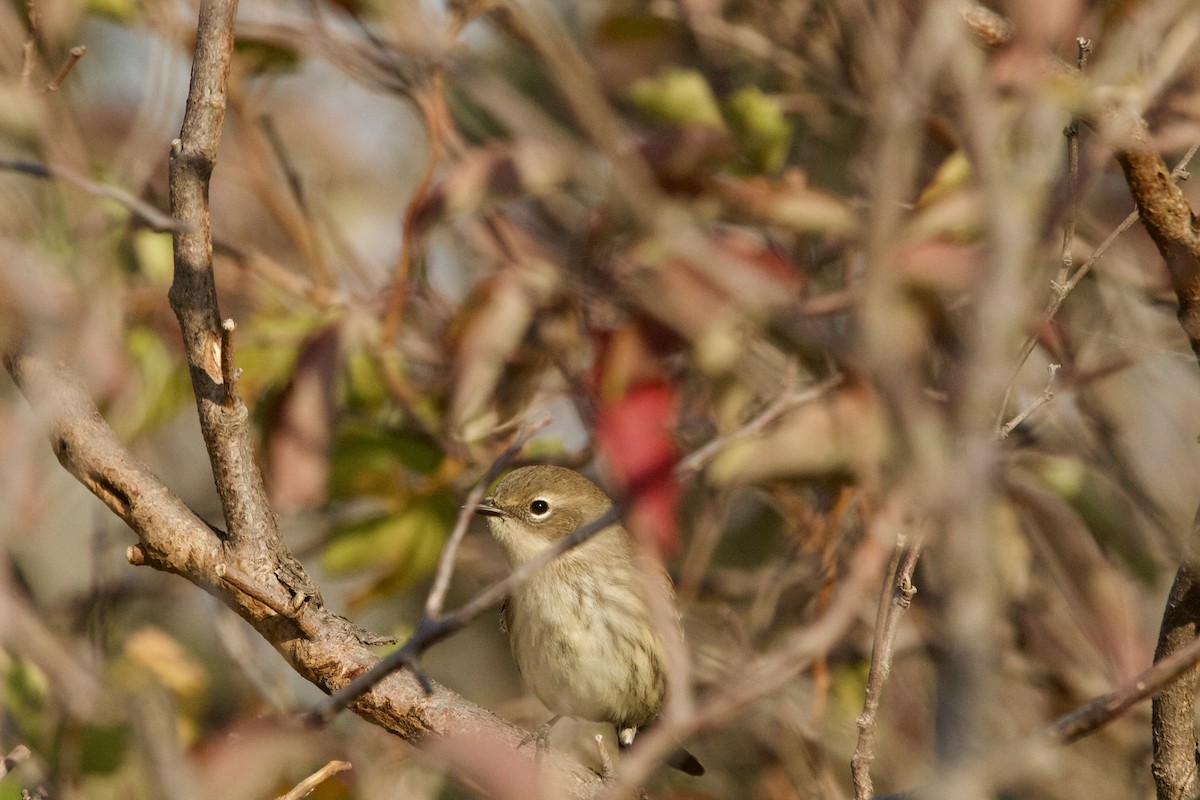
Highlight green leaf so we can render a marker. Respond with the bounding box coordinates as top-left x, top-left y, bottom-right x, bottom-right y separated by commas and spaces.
328, 423, 445, 501
234, 39, 302, 76
724, 86, 793, 173
629, 67, 724, 129
123, 327, 191, 434
389, 430, 444, 476
131, 230, 174, 287
3, 654, 48, 716
80, 723, 129, 775
85, 0, 141, 21
595, 13, 677, 44
323, 494, 453, 593
342, 348, 388, 411
324, 512, 414, 574
236, 320, 309, 387
2, 655, 49, 751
